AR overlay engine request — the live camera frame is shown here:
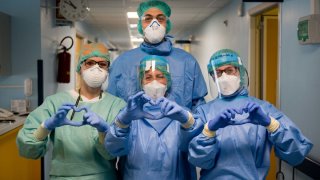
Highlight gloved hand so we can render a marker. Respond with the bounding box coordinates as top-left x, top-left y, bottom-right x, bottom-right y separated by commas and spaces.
44, 103, 83, 131
207, 108, 241, 131
117, 91, 157, 125
152, 97, 189, 123
244, 101, 271, 126
78, 106, 109, 132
